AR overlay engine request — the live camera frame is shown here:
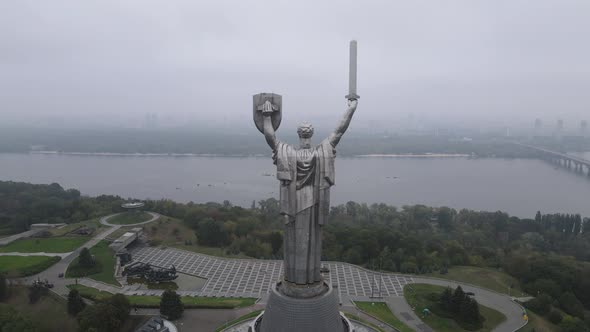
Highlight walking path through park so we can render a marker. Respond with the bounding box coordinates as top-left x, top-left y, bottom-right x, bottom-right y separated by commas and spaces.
411, 277, 526, 332
99, 211, 160, 226
0, 228, 44, 245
